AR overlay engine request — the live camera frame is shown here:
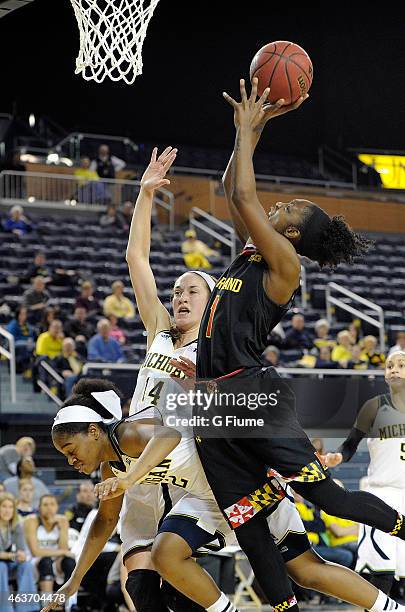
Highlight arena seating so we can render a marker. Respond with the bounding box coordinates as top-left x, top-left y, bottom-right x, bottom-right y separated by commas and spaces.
1, 213, 404, 358
138, 143, 336, 181
1, 210, 403, 492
